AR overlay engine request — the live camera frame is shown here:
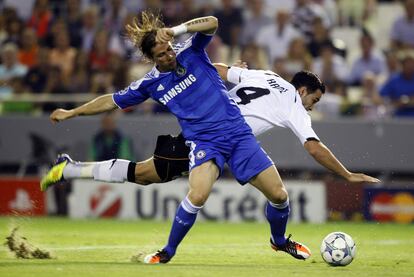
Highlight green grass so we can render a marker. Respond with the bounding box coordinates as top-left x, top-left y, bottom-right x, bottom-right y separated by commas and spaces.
0, 217, 413, 277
